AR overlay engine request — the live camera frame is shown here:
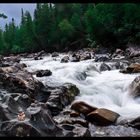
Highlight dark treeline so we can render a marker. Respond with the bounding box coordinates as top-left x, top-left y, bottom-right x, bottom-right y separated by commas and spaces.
0, 3, 140, 55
